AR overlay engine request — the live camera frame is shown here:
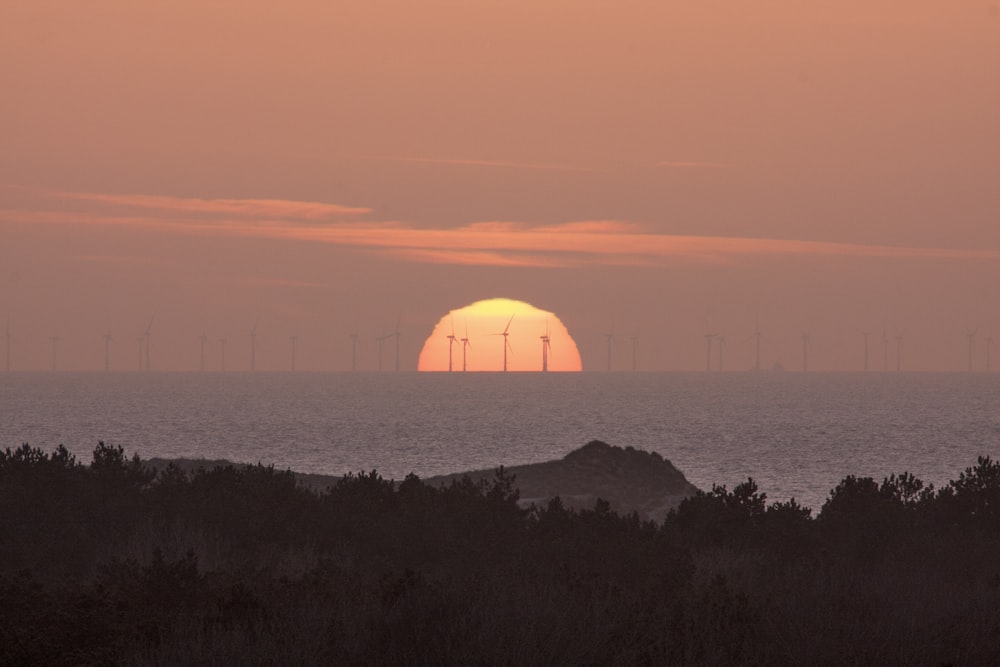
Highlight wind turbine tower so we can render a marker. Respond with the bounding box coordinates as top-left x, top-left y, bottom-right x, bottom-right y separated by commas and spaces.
290, 335, 298, 372
605, 330, 615, 372
350, 331, 359, 372
895, 335, 903, 372
446, 319, 459, 372
460, 321, 471, 372
199, 333, 208, 372
104, 331, 113, 371
135, 337, 144, 371
704, 332, 717, 372
882, 329, 889, 372
376, 335, 386, 372
630, 336, 638, 372
219, 337, 228, 371
250, 321, 258, 372
144, 317, 154, 372
986, 335, 993, 372
51, 336, 59, 371
492, 315, 514, 372
753, 321, 761, 371
540, 322, 552, 372
5, 322, 11, 371
862, 331, 871, 372
966, 330, 976, 372
801, 333, 810, 372
387, 317, 401, 372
